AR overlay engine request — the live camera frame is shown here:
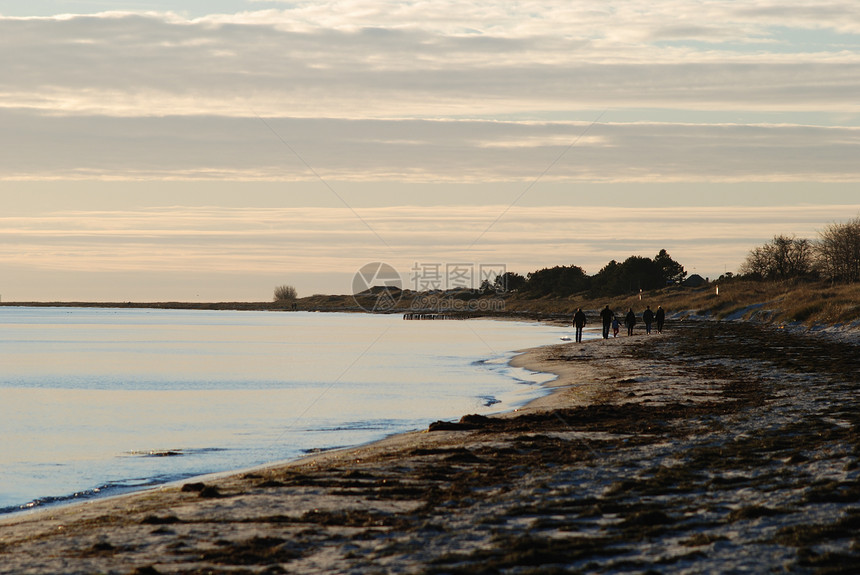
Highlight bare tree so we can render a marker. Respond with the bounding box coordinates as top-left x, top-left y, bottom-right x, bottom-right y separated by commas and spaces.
739, 245, 770, 279
771, 235, 813, 278
273, 284, 298, 302
739, 235, 813, 280
817, 216, 860, 283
